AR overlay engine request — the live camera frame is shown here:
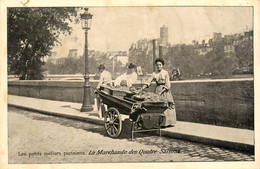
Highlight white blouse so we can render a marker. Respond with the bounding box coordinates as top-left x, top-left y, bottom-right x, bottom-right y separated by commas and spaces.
97, 70, 112, 88
146, 69, 171, 89
114, 71, 138, 87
